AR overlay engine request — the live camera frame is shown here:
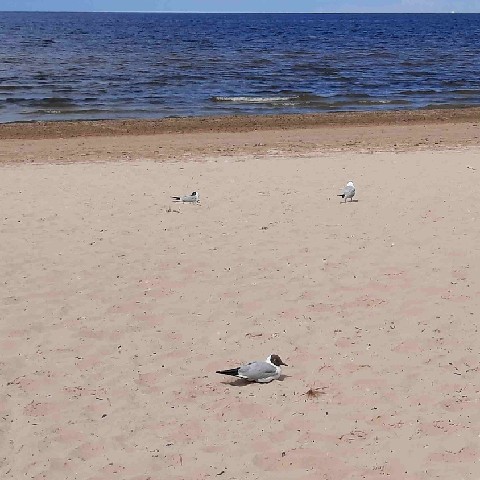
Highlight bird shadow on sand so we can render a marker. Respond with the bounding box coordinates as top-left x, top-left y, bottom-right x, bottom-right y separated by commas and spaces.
220, 374, 290, 387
